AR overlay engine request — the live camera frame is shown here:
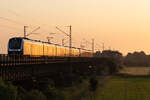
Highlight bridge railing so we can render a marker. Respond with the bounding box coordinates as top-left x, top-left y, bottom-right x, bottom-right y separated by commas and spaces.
0, 54, 59, 66
0, 54, 92, 66
0, 54, 81, 66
